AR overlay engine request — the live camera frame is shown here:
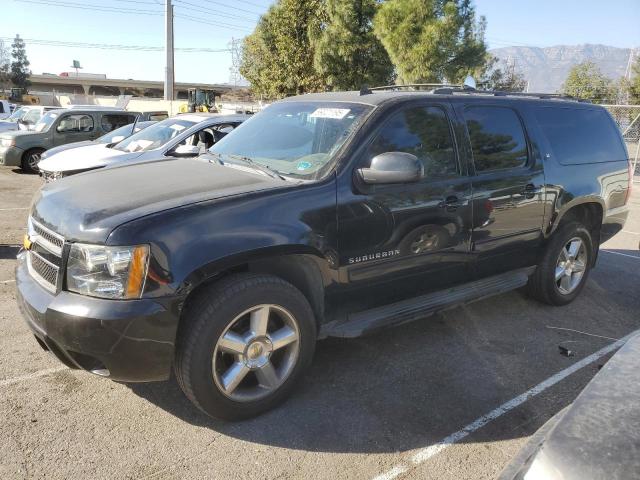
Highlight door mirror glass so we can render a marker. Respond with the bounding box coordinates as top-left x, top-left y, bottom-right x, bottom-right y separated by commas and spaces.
169, 144, 200, 157
358, 152, 423, 184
